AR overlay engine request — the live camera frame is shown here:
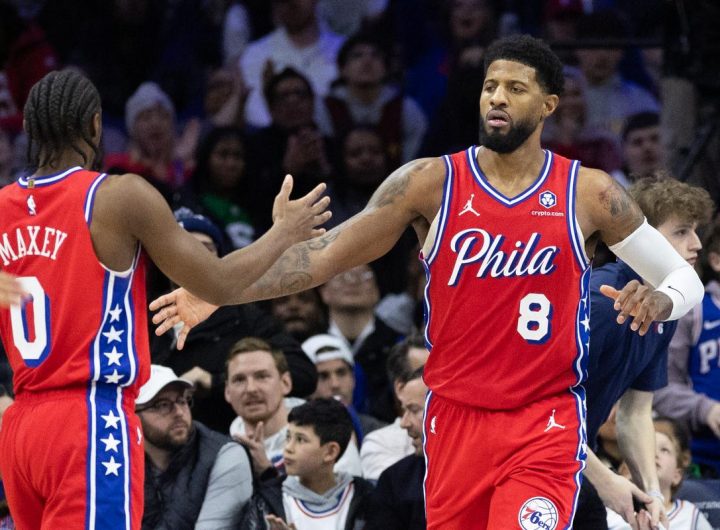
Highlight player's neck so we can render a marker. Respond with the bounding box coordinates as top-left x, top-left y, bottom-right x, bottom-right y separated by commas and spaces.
34, 150, 92, 177
477, 139, 546, 186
